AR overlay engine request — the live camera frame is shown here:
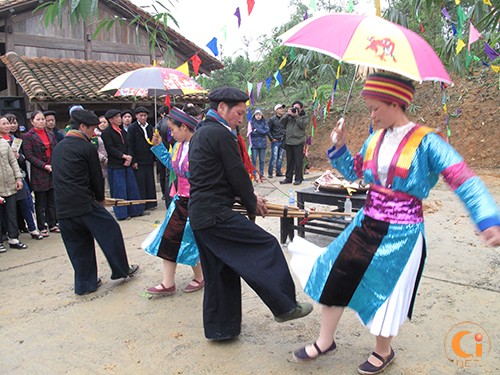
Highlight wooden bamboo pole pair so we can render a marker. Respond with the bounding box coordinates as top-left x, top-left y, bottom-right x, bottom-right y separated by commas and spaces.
104, 198, 157, 207
233, 202, 353, 219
